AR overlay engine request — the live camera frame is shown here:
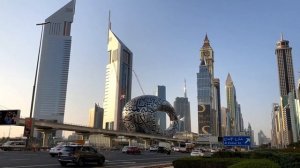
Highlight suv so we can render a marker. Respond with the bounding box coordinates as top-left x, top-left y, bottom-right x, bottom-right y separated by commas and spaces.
157, 146, 171, 155
126, 146, 141, 154
58, 146, 105, 167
